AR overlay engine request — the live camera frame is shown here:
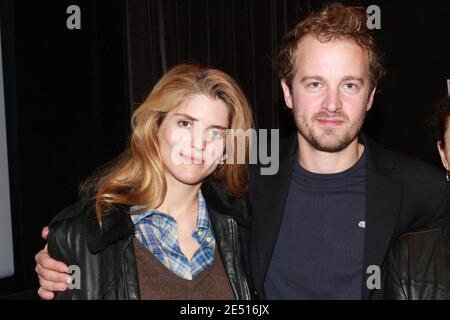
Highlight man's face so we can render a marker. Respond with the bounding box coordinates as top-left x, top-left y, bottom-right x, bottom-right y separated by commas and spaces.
281, 34, 376, 152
